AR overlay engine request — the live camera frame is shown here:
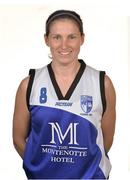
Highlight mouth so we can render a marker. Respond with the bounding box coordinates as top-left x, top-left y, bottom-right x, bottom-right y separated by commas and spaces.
58, 51, 72, 56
